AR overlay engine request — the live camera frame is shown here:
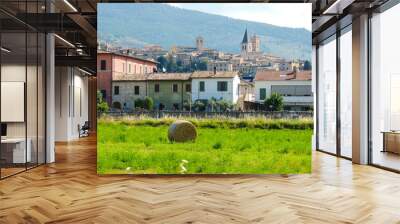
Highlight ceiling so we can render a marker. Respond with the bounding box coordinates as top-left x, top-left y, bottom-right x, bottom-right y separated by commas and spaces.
309, 0, 391, 43
0, 0, 98, 73
0, 0, 396, 72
